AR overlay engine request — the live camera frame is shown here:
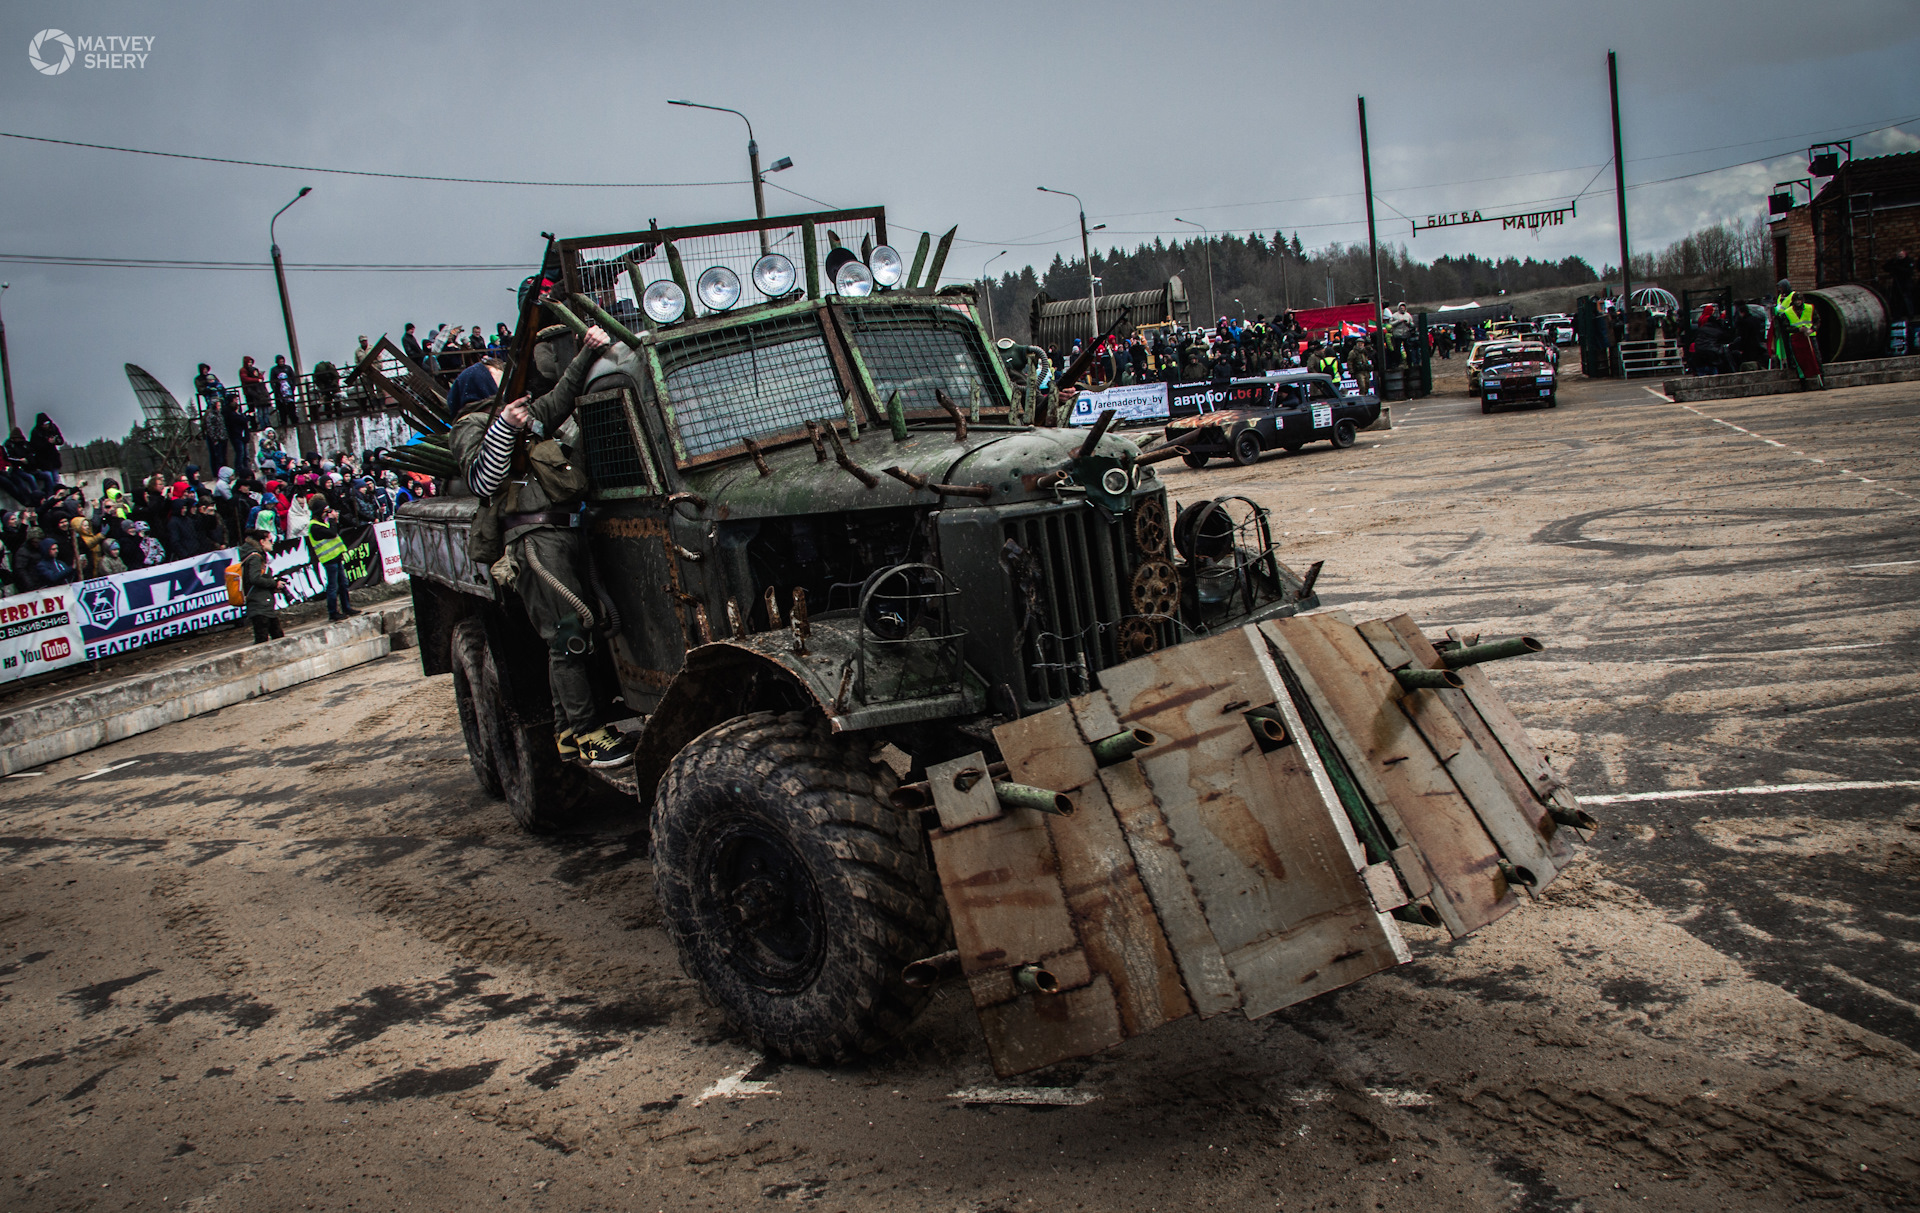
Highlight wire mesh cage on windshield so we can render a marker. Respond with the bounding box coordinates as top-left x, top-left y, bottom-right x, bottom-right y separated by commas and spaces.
845, 303, 1003, 417
573, 387, 654, 492
658, 315, 845, 461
